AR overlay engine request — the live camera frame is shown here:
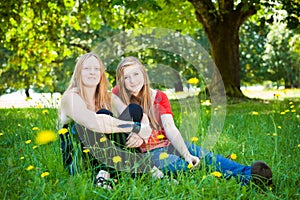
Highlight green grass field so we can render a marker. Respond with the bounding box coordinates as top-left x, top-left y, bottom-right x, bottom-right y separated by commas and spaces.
0, 95, 299, 199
